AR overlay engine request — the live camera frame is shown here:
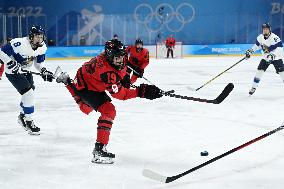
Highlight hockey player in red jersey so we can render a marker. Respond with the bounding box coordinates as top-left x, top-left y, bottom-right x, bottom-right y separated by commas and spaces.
165, 34, 176, 58
123, 39, 149, 88
56, 40, 162, 164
